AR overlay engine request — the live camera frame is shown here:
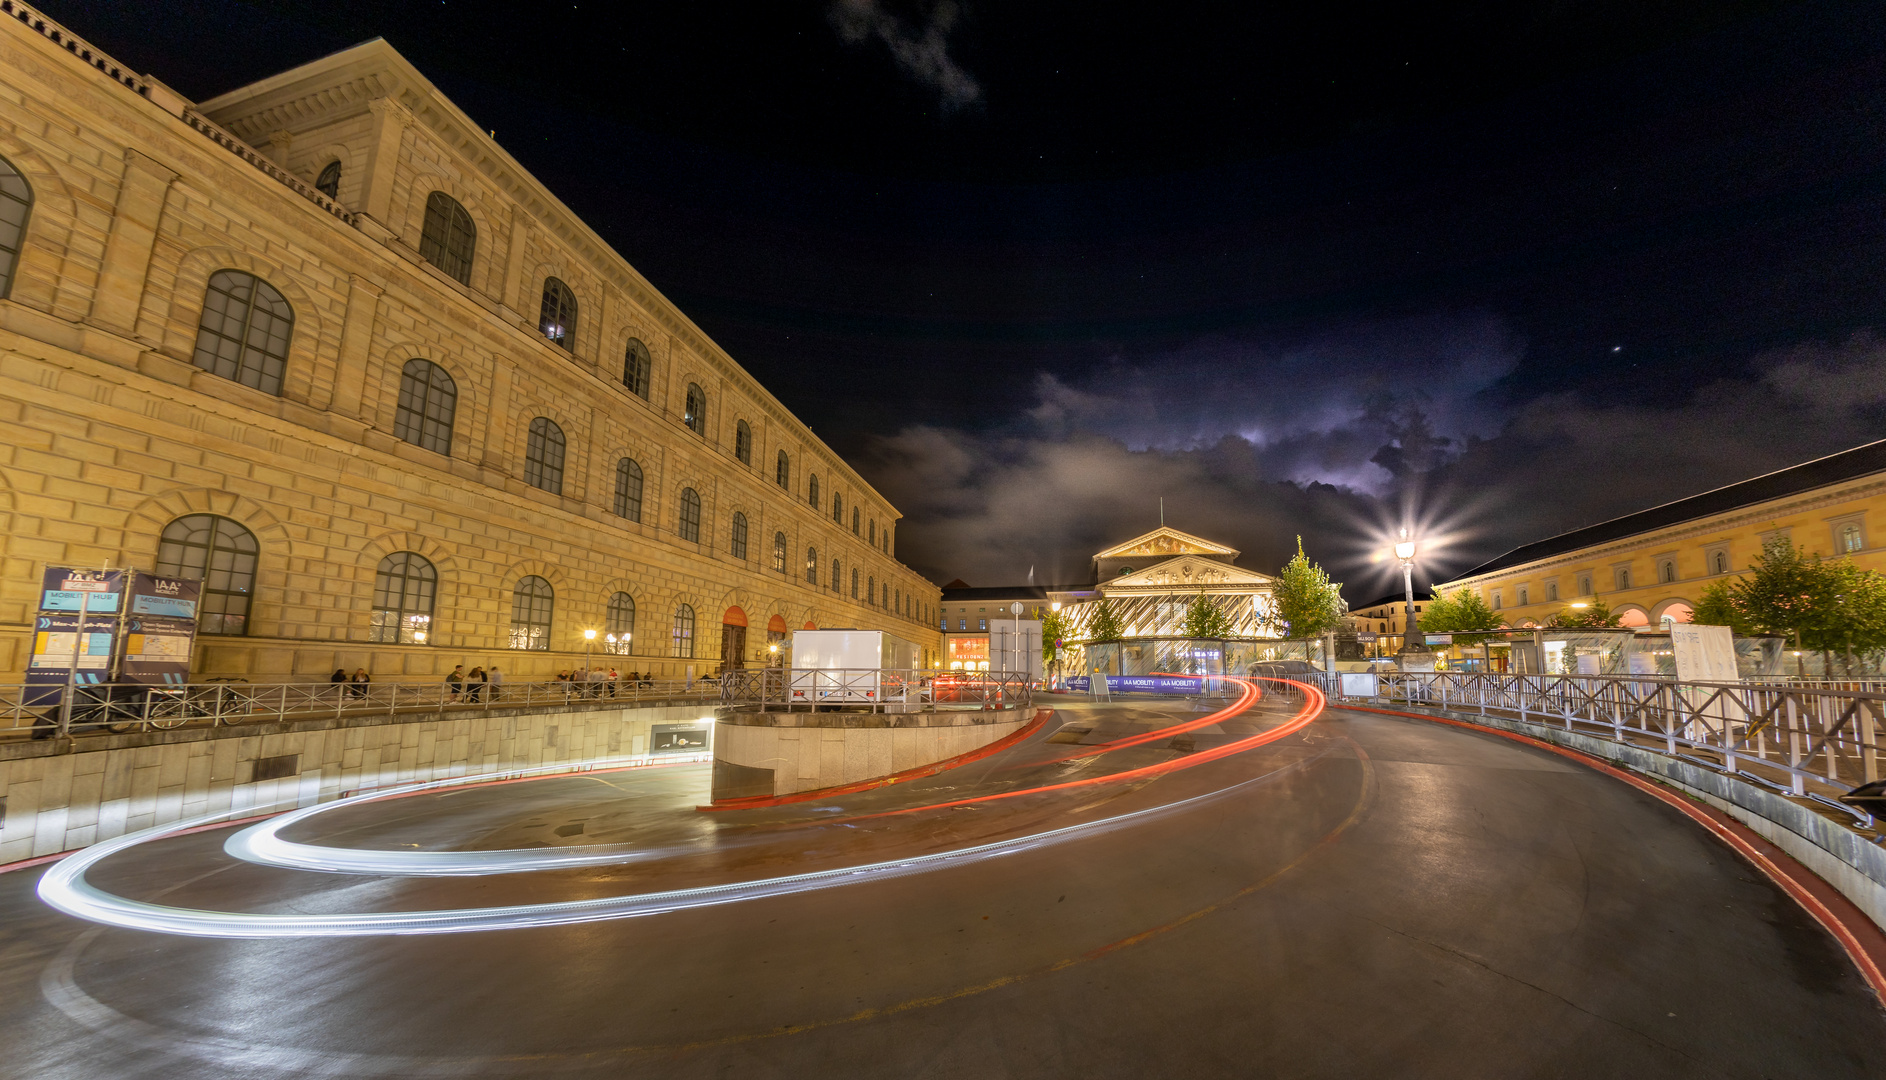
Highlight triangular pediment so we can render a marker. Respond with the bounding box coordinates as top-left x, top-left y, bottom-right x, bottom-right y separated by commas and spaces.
1103, 556, 1275, 591
1094, 527, 1239, 561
